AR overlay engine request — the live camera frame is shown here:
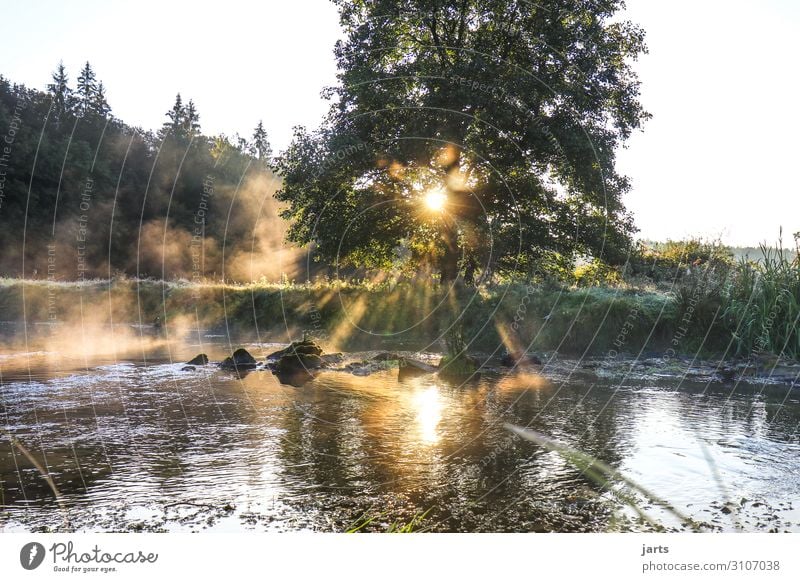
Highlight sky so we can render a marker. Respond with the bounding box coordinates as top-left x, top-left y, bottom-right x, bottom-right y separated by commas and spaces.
1, 0, 798, 246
